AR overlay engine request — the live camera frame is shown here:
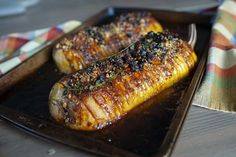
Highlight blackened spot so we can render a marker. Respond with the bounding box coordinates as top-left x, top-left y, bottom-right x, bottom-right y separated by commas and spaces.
138, 61, 145, 70
140, 49, 147, 57
129, 61, 139, 71
114, 57, 124, 67
126, 31, 132, 37
122, 53, 132, 63
147, 31, 155, 38
98, 74, 106, 82
146, 52, 154, 61
130, 50, 138, 58
135, 41, 142, 51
